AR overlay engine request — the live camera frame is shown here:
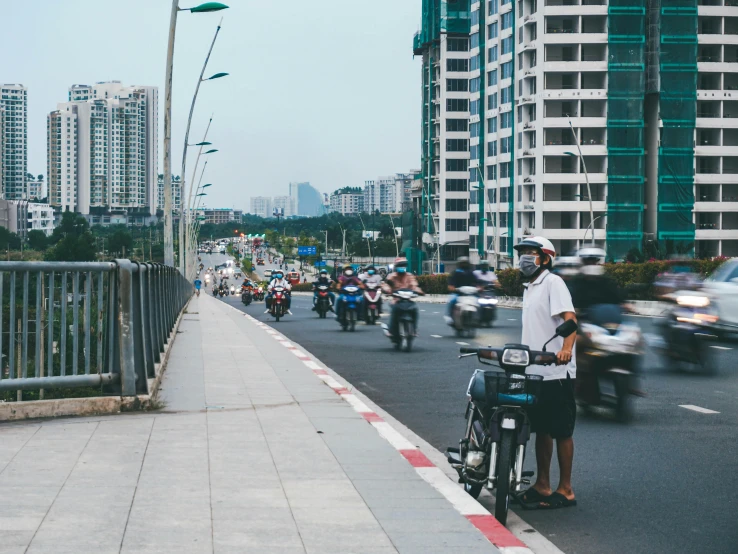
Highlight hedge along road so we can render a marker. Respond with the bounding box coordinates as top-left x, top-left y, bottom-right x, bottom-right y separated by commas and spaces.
204, 253, 738, 554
